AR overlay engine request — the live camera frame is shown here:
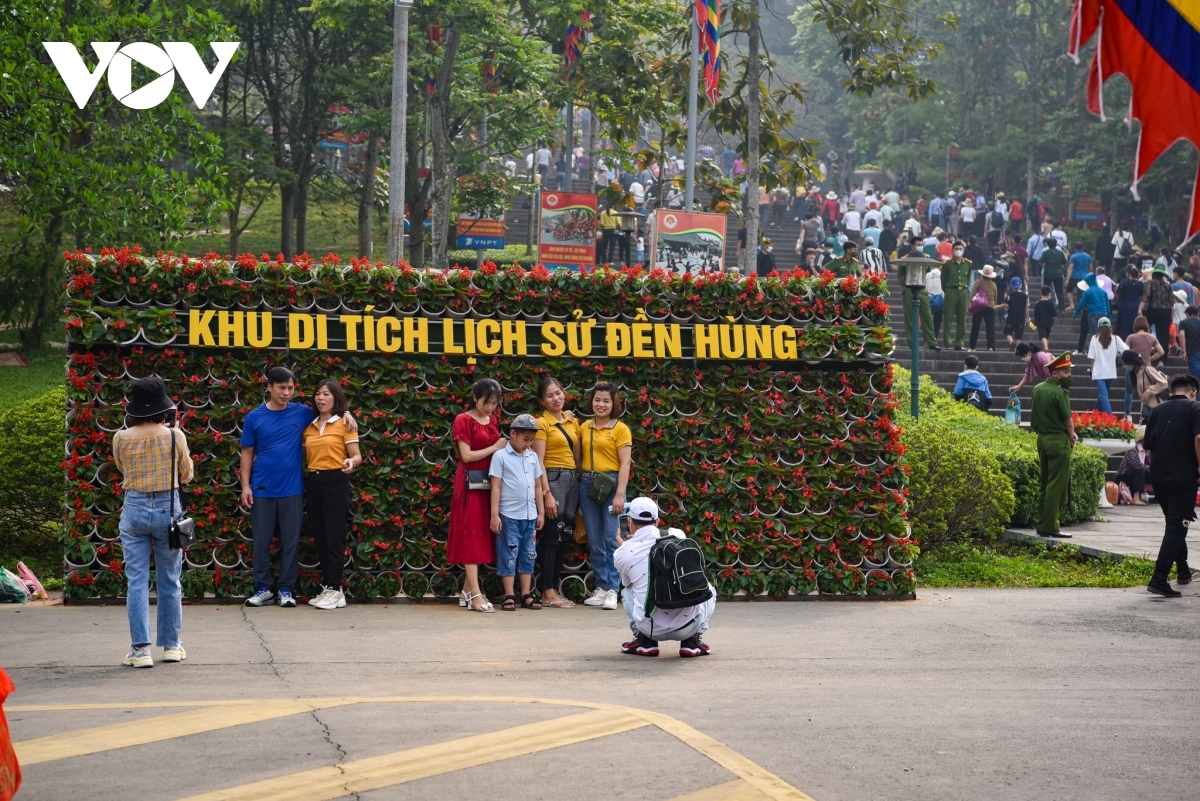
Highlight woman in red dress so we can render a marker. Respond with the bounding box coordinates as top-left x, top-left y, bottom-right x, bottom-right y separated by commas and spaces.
449, 378, 506, 613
